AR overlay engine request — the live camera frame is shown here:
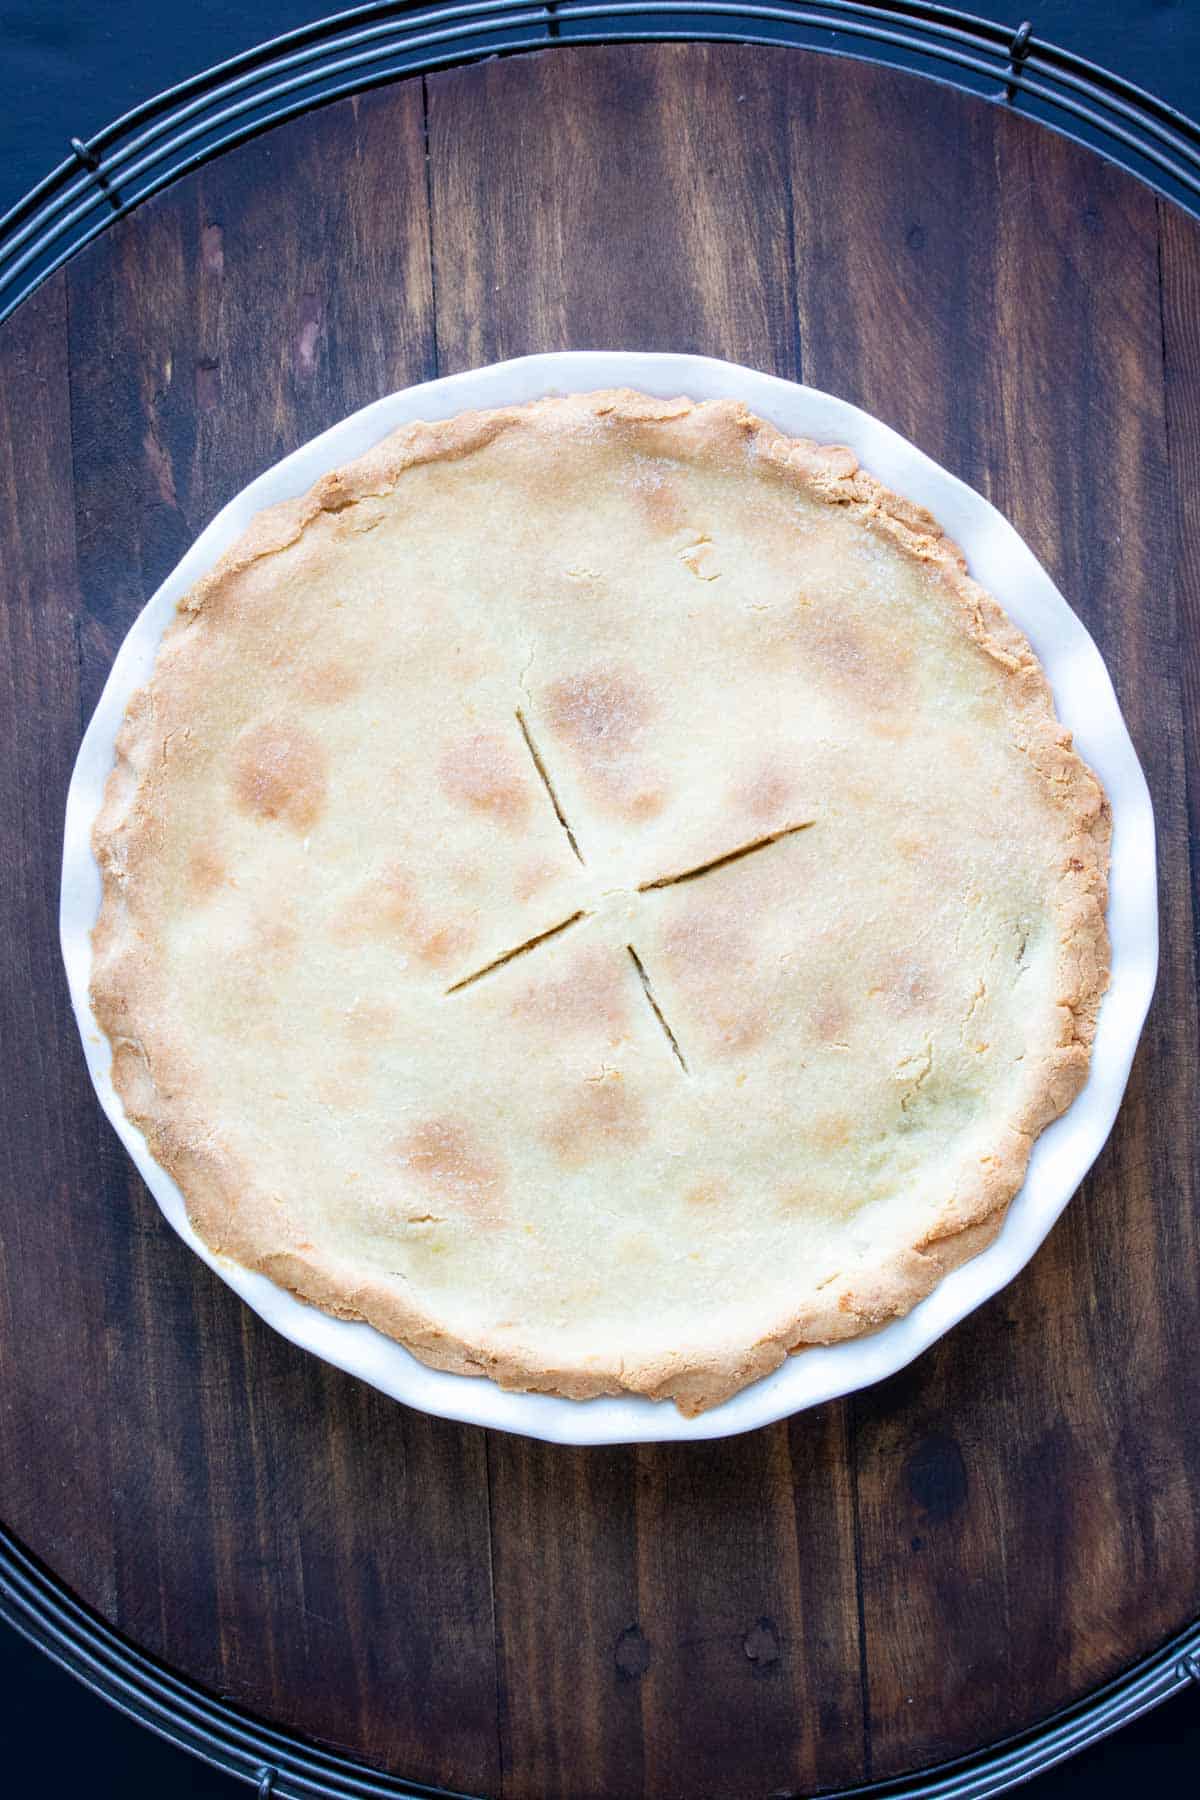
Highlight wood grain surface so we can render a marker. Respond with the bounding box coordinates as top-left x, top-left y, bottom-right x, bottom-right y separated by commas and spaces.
1, 44, 1197, 1800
